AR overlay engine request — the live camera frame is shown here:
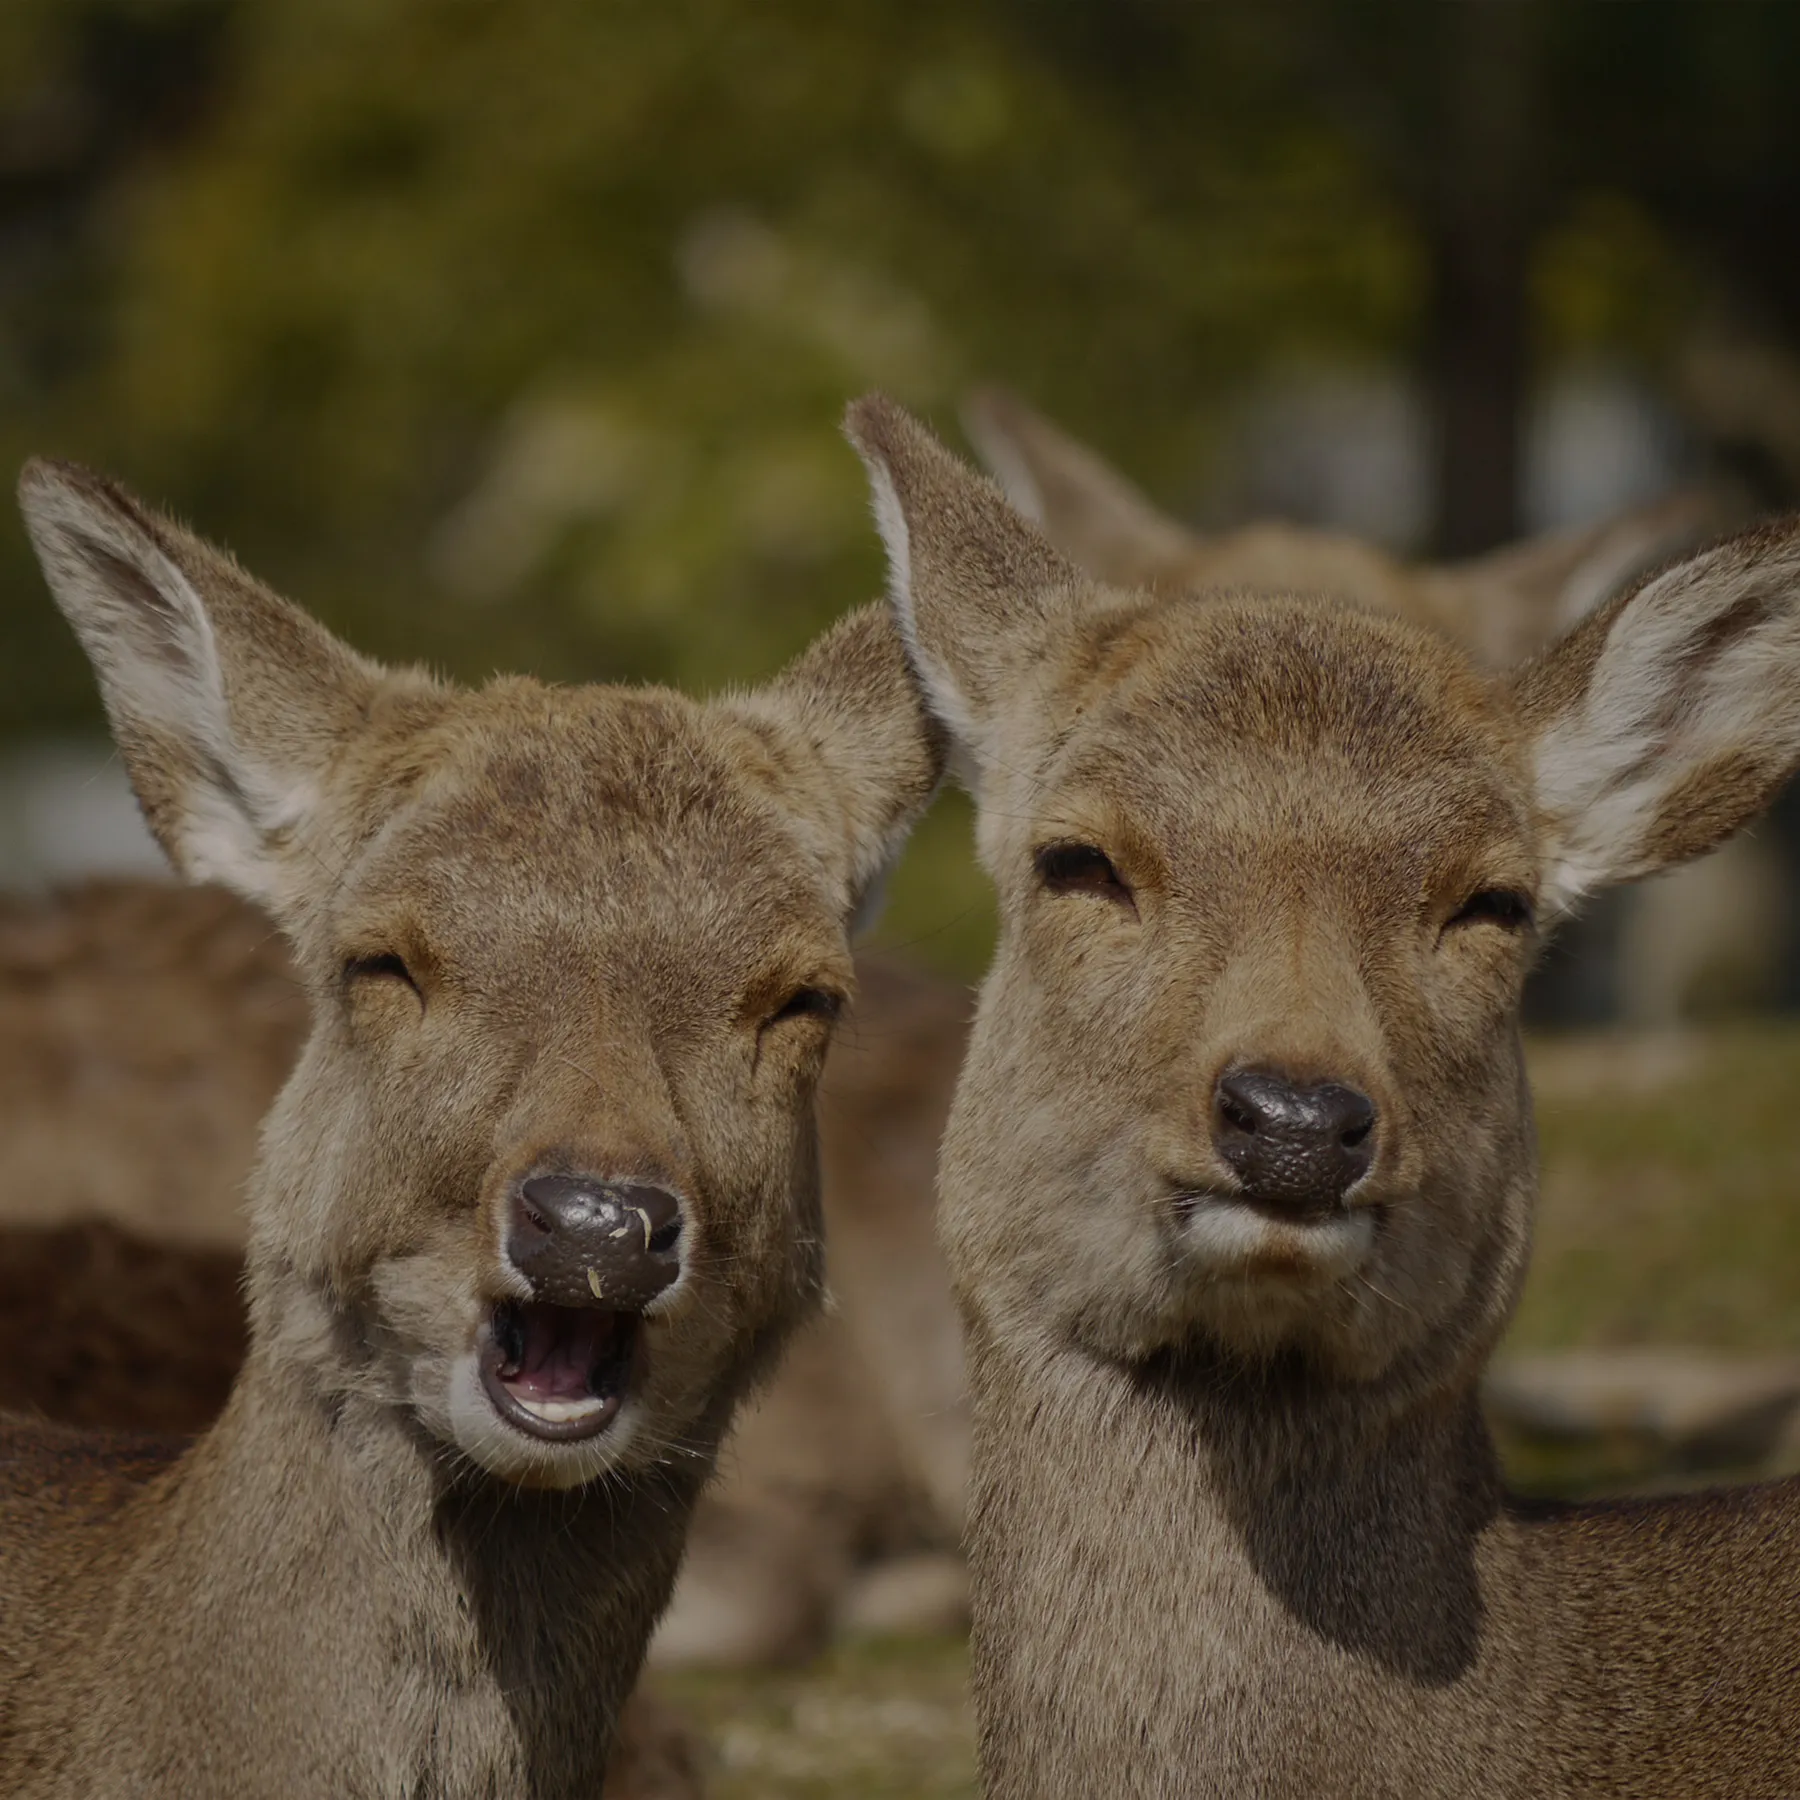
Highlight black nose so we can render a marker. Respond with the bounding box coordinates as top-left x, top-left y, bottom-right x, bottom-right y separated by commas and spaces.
508, 1175, 684, 1310
1212, 1069, 1376, 1217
